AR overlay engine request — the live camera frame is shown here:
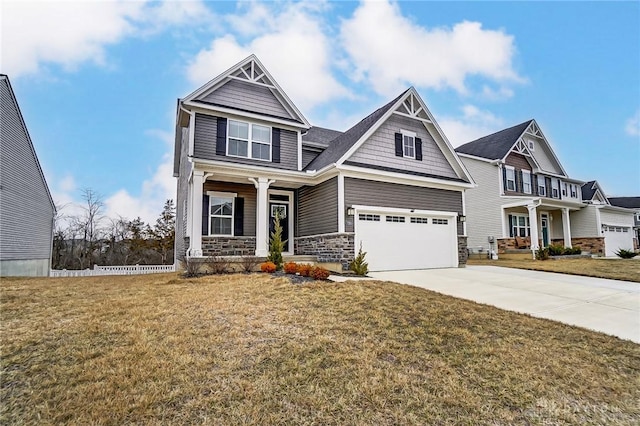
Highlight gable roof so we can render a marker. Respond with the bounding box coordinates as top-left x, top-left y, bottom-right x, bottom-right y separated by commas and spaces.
302, 126, 343, 148
455, 120, 533, 160
182, 54, 310, 127
0, 74, 55, 212
608, 197, 640, 209
581, 180, 609, 204
304, 90, 408, 171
